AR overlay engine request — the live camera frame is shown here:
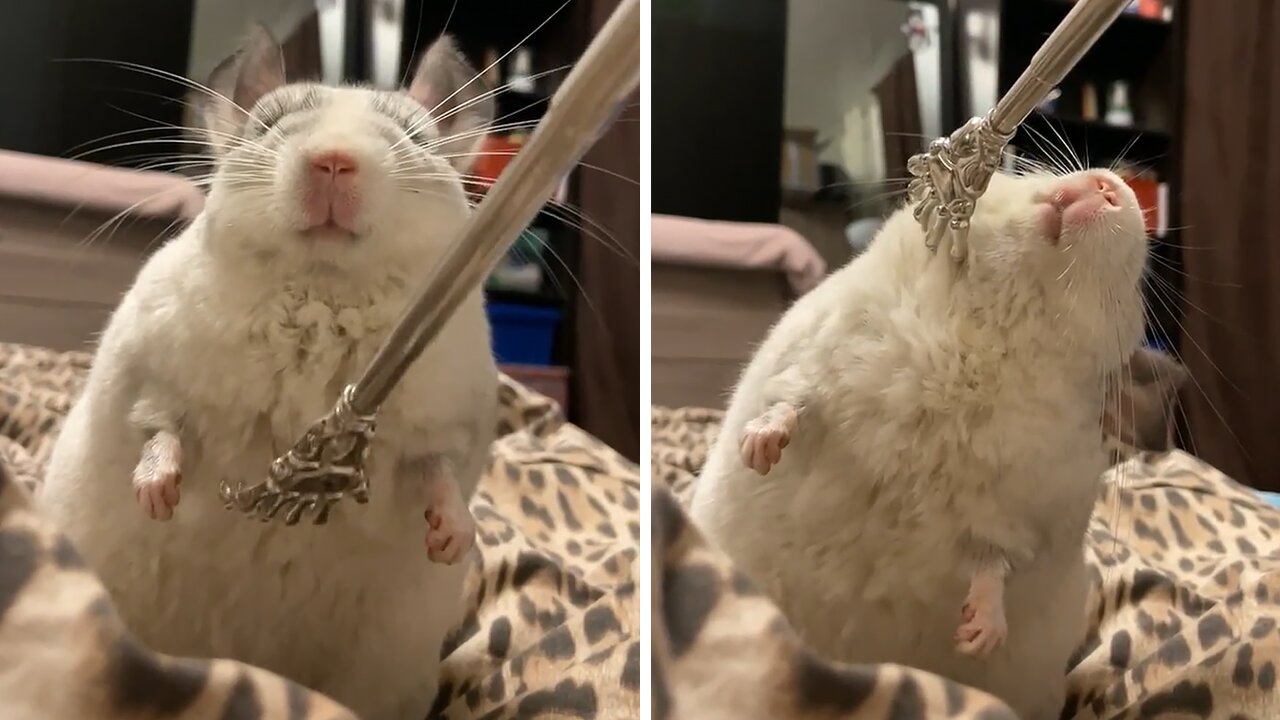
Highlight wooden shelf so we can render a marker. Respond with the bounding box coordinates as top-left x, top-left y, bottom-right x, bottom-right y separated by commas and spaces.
1015, 111, 1170, 168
